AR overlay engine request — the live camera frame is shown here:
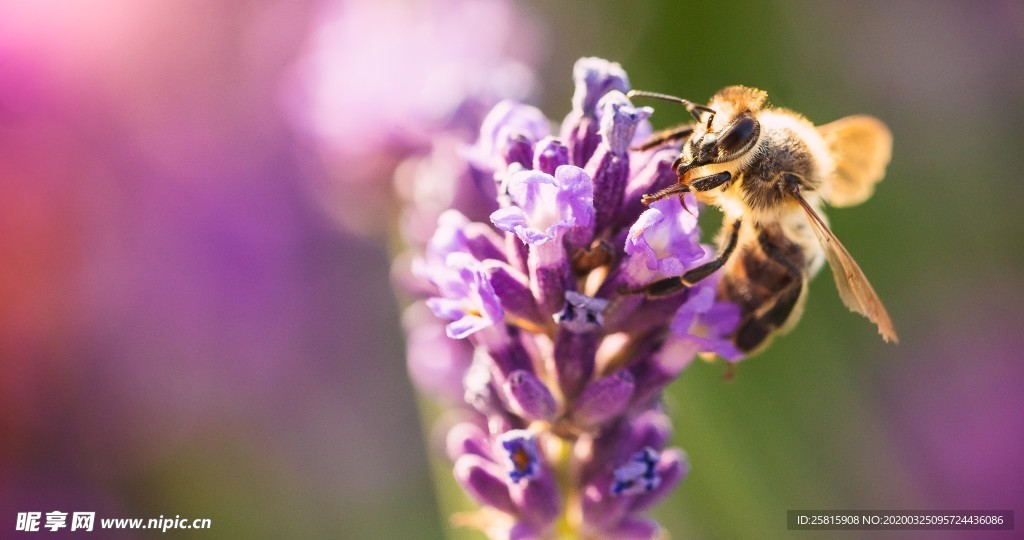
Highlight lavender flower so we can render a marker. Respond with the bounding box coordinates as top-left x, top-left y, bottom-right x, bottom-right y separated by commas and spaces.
398, 57, 743, 539
424, 253, 505, 339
